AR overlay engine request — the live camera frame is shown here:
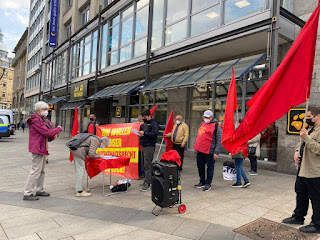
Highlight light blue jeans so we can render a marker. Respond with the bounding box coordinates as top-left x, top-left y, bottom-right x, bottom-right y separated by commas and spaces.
74, 156, 85, 192
234, 158, 249, 185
